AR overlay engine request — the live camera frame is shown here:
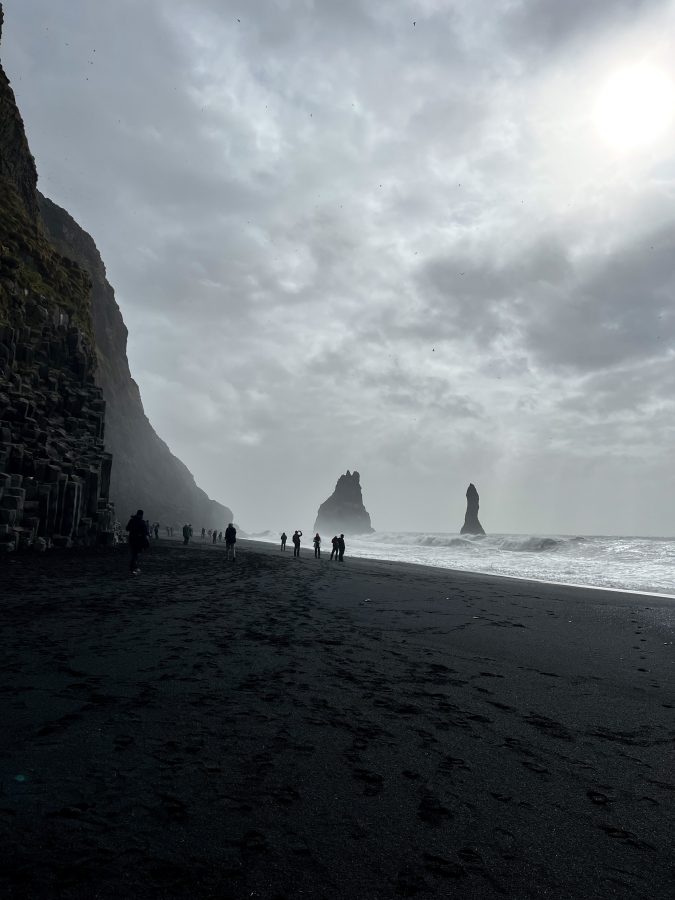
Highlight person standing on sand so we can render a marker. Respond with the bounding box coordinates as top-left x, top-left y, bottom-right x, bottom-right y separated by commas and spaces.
182, 523, 191, 546
338, 534, 345, 562
292, 530, 302, 557
225, 523, 237, 560
280, 532, 287, 551
330, 535, 339, 560
201, 527, 205, 540
126, 509, 150, 574
313, 533, 321, 558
